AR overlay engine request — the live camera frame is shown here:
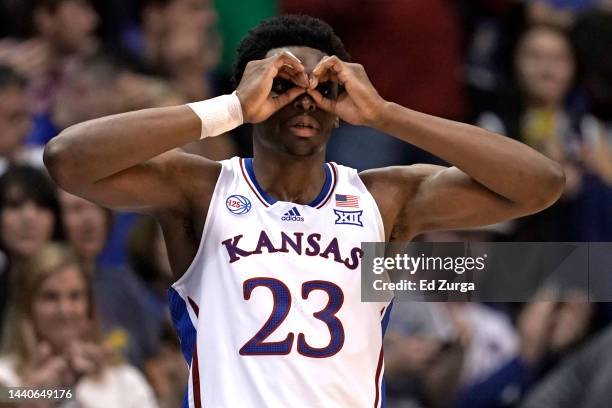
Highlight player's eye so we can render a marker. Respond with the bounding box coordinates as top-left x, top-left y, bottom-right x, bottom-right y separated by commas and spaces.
316, 82, 333, 97
272, 78, 295, 94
